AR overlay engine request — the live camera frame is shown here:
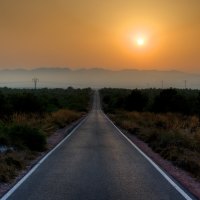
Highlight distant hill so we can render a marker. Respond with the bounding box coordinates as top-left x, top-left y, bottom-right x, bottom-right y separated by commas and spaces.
0, 67, 199, 89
